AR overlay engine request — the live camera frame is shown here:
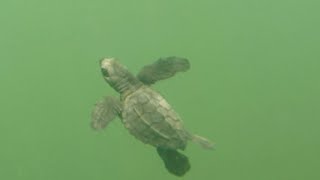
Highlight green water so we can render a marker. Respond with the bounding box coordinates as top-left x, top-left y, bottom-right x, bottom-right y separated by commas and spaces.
1, 0, 319, 179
